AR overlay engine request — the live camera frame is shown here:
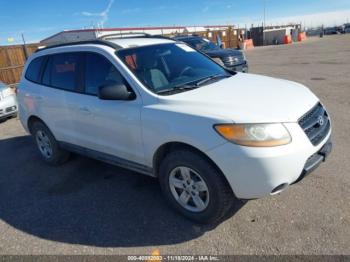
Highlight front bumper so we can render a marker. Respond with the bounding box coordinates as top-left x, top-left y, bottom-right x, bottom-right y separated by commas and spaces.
206, 122, 332, 199
293, 137, 332, 184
